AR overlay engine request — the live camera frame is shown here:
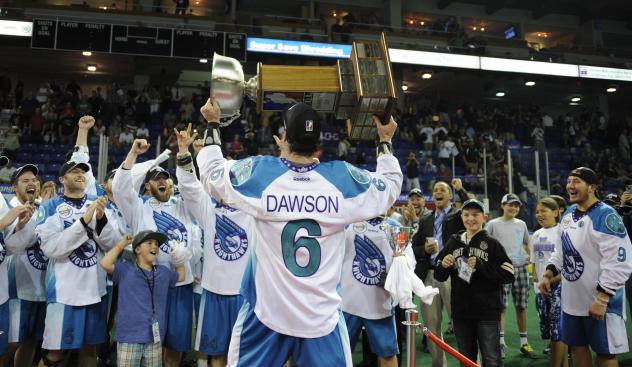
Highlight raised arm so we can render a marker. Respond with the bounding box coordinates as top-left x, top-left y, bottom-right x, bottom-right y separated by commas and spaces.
112, 139, 150, 232
100, 234, 133, 275
71, 116, 98, 196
